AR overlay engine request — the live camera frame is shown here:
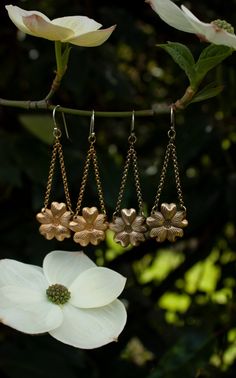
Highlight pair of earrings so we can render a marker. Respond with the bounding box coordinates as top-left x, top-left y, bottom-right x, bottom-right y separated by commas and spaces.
109, 107, 188, 247
36, 106, 188, 247
36, 107, 108, 246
